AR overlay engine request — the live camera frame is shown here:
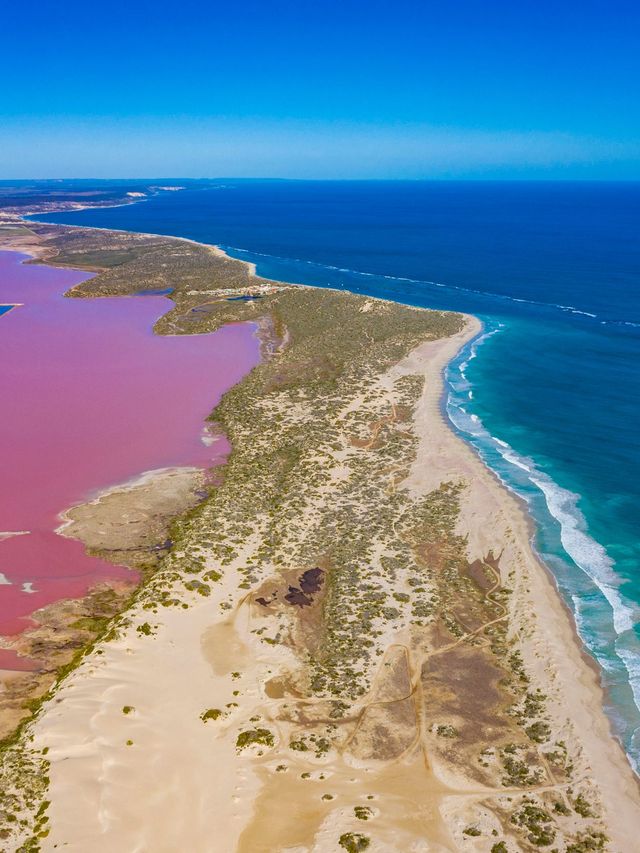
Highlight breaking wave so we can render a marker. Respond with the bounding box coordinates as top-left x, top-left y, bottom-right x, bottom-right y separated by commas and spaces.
223, 245, 639, 329
445, 321, 640, 768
